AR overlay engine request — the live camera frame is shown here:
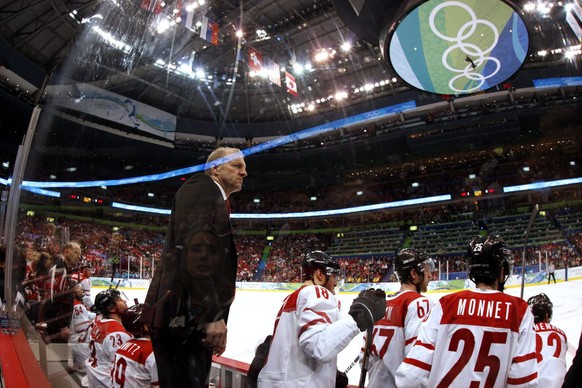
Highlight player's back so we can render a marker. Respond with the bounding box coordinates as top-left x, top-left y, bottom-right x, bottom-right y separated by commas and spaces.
86, 316, 132, 388
398, 289, 537, 387
112, 338, 158, 388
367, 290, 432, 388
534, 322, 568, 388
